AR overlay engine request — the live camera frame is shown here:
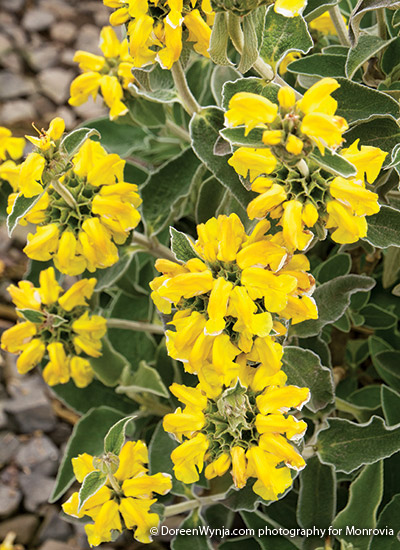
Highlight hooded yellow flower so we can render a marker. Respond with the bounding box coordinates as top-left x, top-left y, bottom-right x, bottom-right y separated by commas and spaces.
150, 214, 317, 397
164, 378, 309, 500
0, 127, 25, 162
13, 138, 141, 275
0, 268, 105, 387
69, 27, 136, 120
62, 440, 172, 546
103, 0, 214, 69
